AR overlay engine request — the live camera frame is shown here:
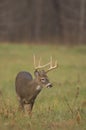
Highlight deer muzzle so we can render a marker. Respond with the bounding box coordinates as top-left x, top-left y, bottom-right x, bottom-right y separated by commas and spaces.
46, 83, 53, 88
